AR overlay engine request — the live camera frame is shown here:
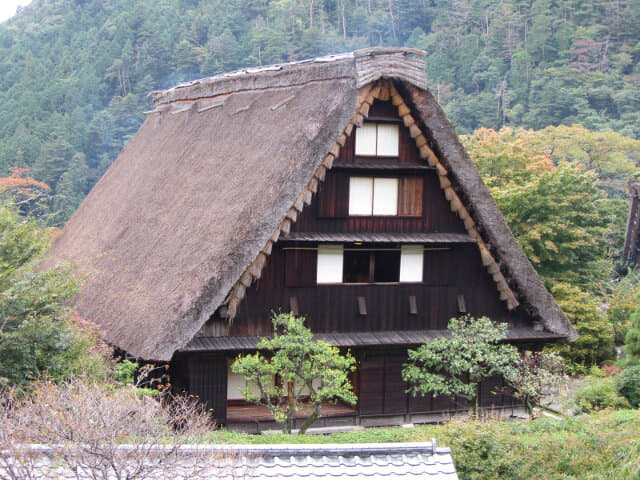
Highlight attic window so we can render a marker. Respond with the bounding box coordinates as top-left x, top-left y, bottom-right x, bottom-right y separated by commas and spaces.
349, 177, 398, 215
355, 123, 399, 157
317, 244, 424, 284
348, 176, 423, 217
